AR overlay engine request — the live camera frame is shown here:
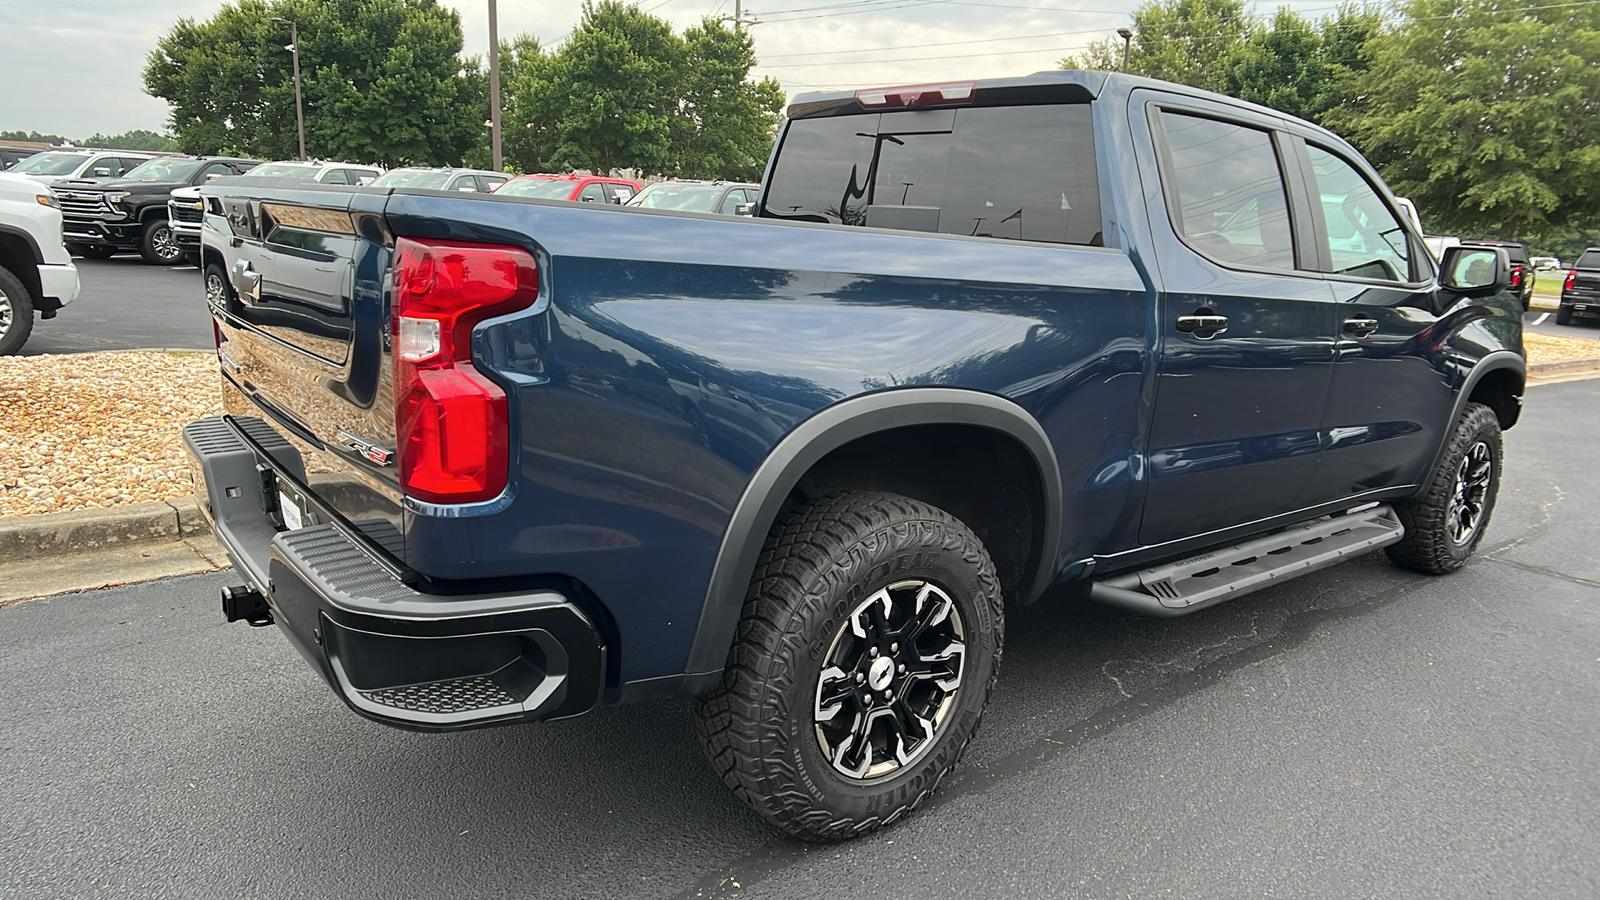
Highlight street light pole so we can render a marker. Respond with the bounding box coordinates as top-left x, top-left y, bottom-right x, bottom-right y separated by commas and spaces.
488, 0, 502, 171
1117, 27, 1133, 74
272, 17, 307, 160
